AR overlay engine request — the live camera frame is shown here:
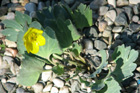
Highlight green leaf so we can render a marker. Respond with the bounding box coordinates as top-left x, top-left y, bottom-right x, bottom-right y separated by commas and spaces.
104, 76, 121, 93
52, 64, 64, 75
71, 42, 82, 56
90, 50, 108, 78
2, 20, 23, 31
29, 21, 42, 29
2, 28, 18, 42
36, 27, 62, 59
112, 45, 138, 82
72, 3, 93, 30
17, 54, 45, 86
23, 14, 32, 24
